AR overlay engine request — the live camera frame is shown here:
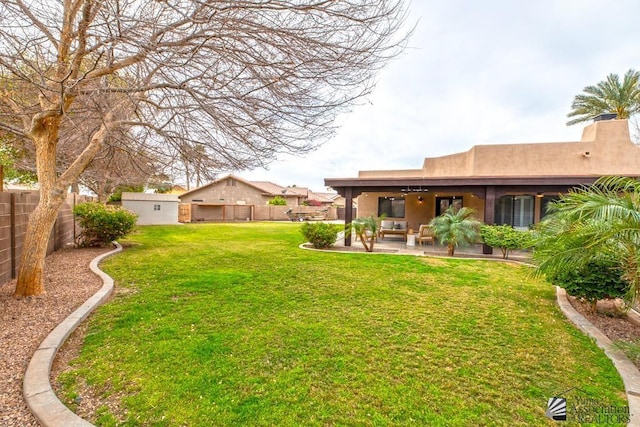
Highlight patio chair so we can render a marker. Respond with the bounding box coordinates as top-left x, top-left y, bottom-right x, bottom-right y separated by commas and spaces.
417, 224, 434, 246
